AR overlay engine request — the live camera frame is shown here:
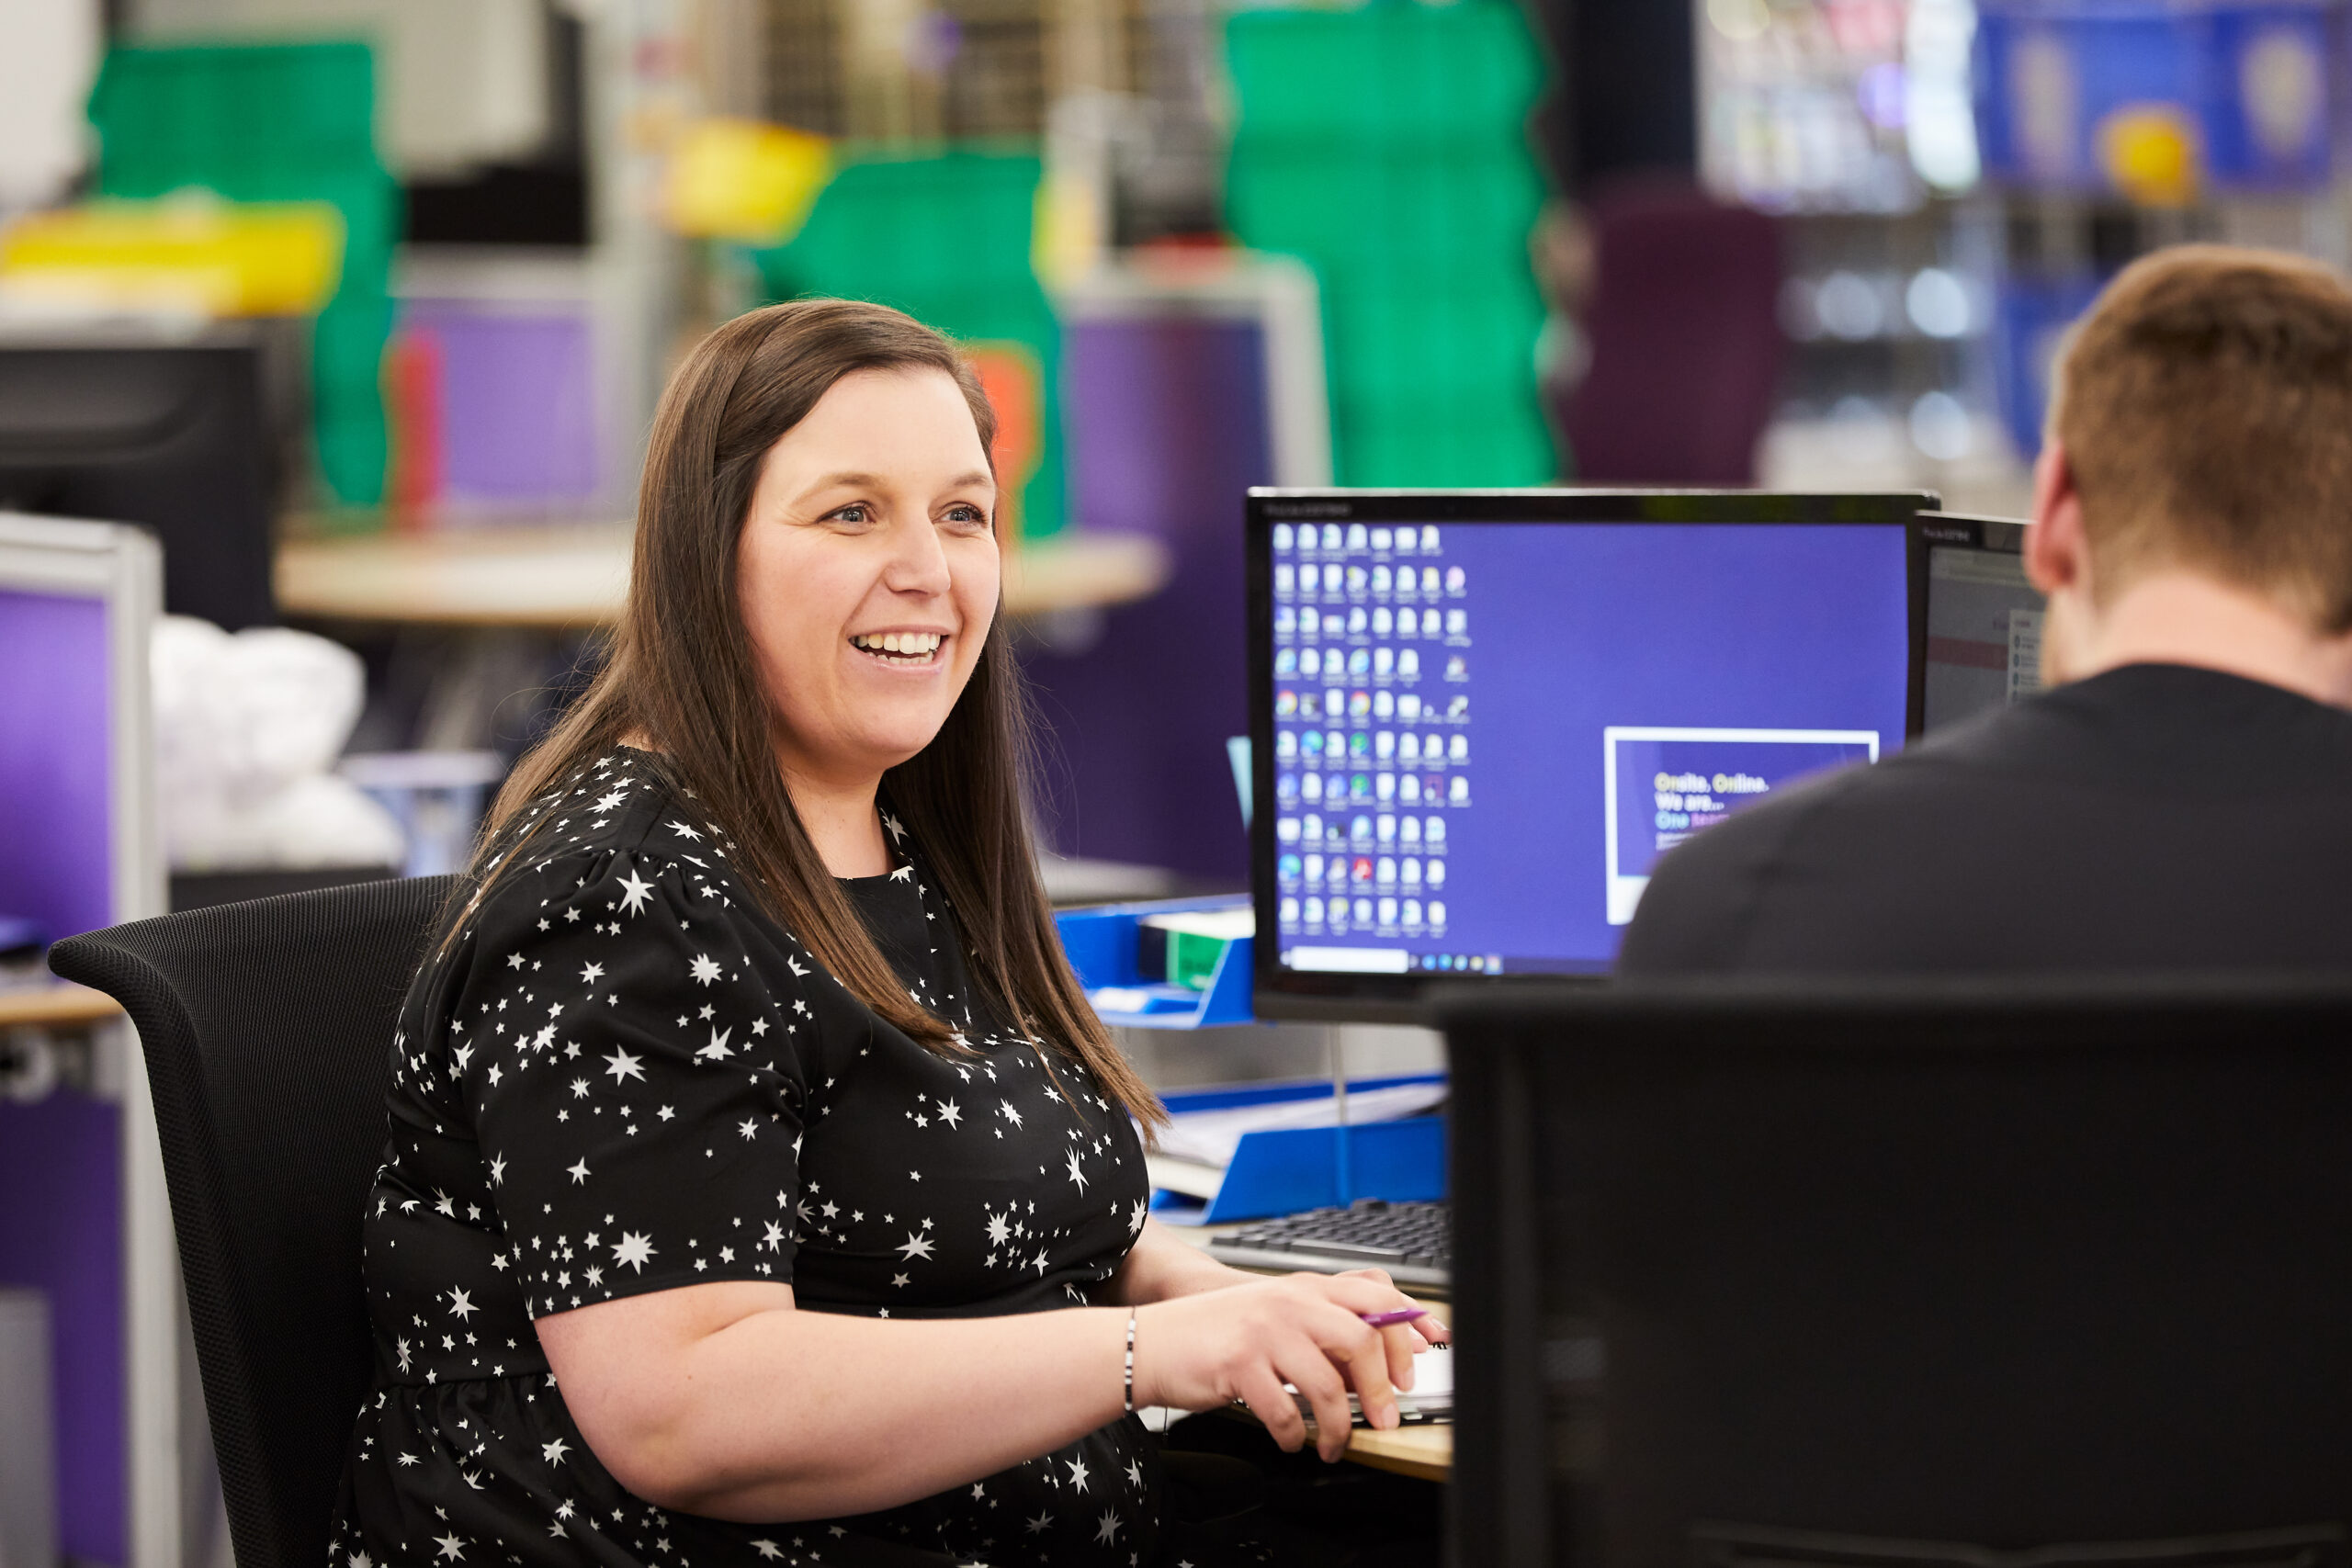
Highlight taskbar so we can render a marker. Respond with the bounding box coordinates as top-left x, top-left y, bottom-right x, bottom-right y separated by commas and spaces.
1280, 946, 1612, 978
